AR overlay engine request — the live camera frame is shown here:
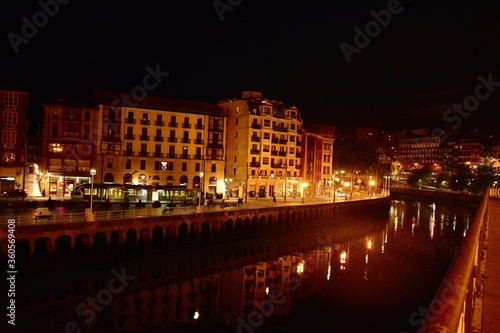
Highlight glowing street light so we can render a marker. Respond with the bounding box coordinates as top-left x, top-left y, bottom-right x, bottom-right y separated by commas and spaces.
300, 182, 308, 203
369, 179, 375, 198
87, 168, 96, 221
343, 181, 350, 200
197, 172, 204, 213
